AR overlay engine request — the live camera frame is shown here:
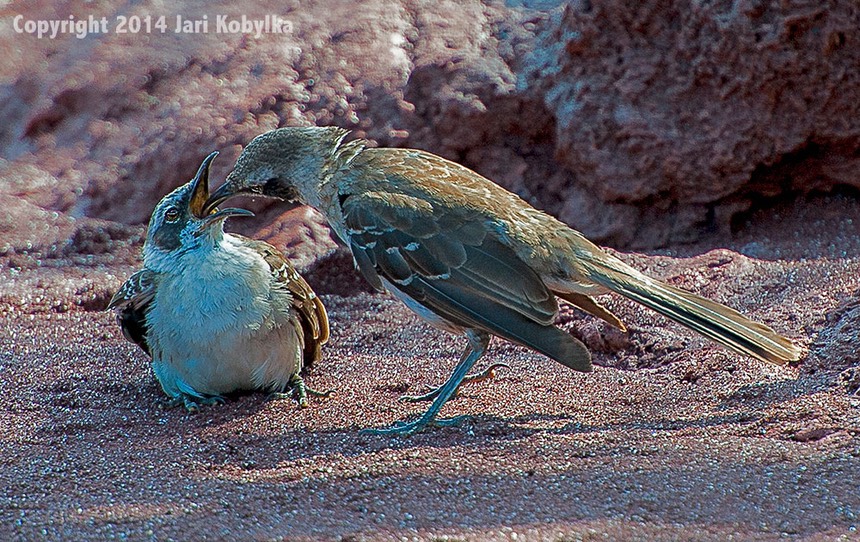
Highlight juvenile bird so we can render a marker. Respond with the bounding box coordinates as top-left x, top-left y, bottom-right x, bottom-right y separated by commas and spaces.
205, 126, 802, 435
109, 151, 330, 411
